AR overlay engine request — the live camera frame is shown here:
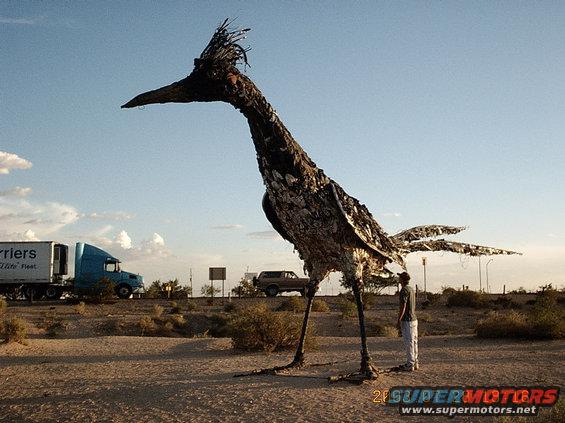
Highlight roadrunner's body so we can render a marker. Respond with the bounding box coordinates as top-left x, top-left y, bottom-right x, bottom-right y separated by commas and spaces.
123, 20, 519, 382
